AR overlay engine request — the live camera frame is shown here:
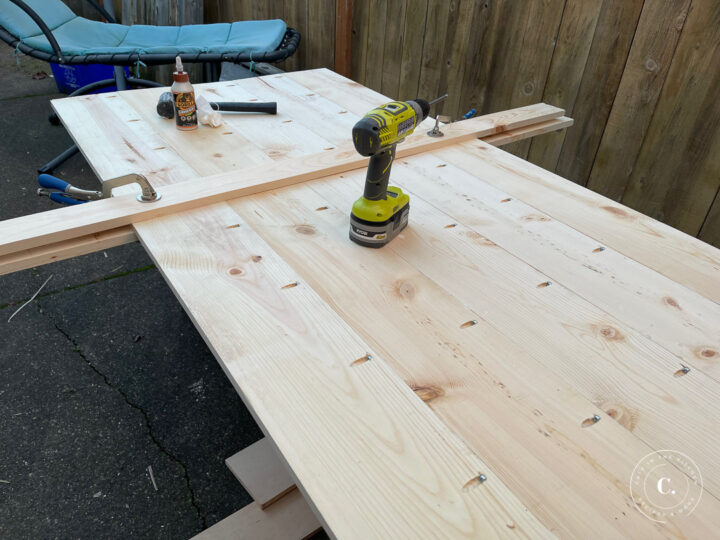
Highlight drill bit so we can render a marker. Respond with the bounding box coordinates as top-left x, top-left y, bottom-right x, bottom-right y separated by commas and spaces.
429, 93, 448, 106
